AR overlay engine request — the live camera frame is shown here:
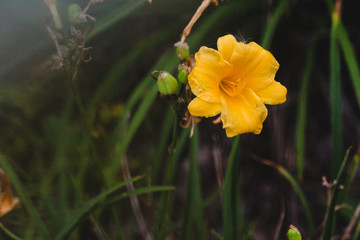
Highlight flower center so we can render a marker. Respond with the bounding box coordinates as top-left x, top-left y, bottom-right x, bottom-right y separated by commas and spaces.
219, 77, 244, 97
